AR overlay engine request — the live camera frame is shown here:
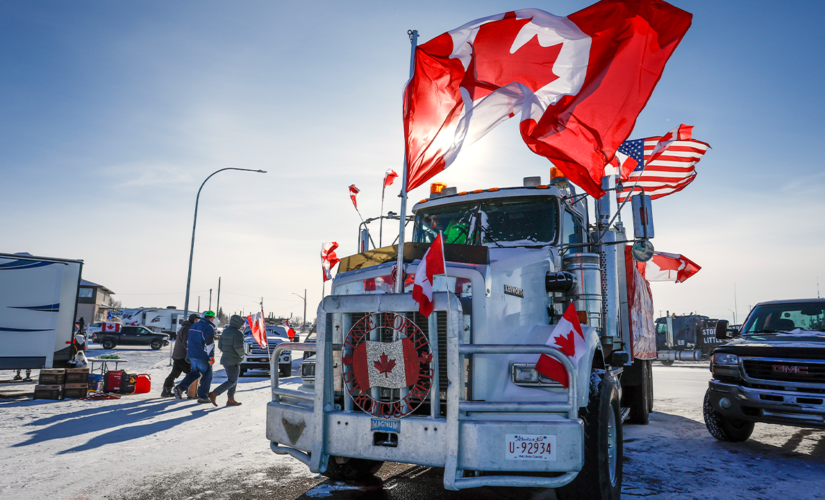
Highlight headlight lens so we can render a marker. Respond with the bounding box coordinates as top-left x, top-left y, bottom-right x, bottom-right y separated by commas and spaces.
301, 362, 315, 378
511, 363, 562, 387
712, 353, 739, 365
